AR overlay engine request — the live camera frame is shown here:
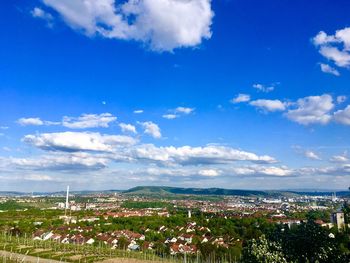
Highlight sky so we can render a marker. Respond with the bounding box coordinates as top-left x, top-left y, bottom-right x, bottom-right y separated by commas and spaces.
1, 0, 350, 192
